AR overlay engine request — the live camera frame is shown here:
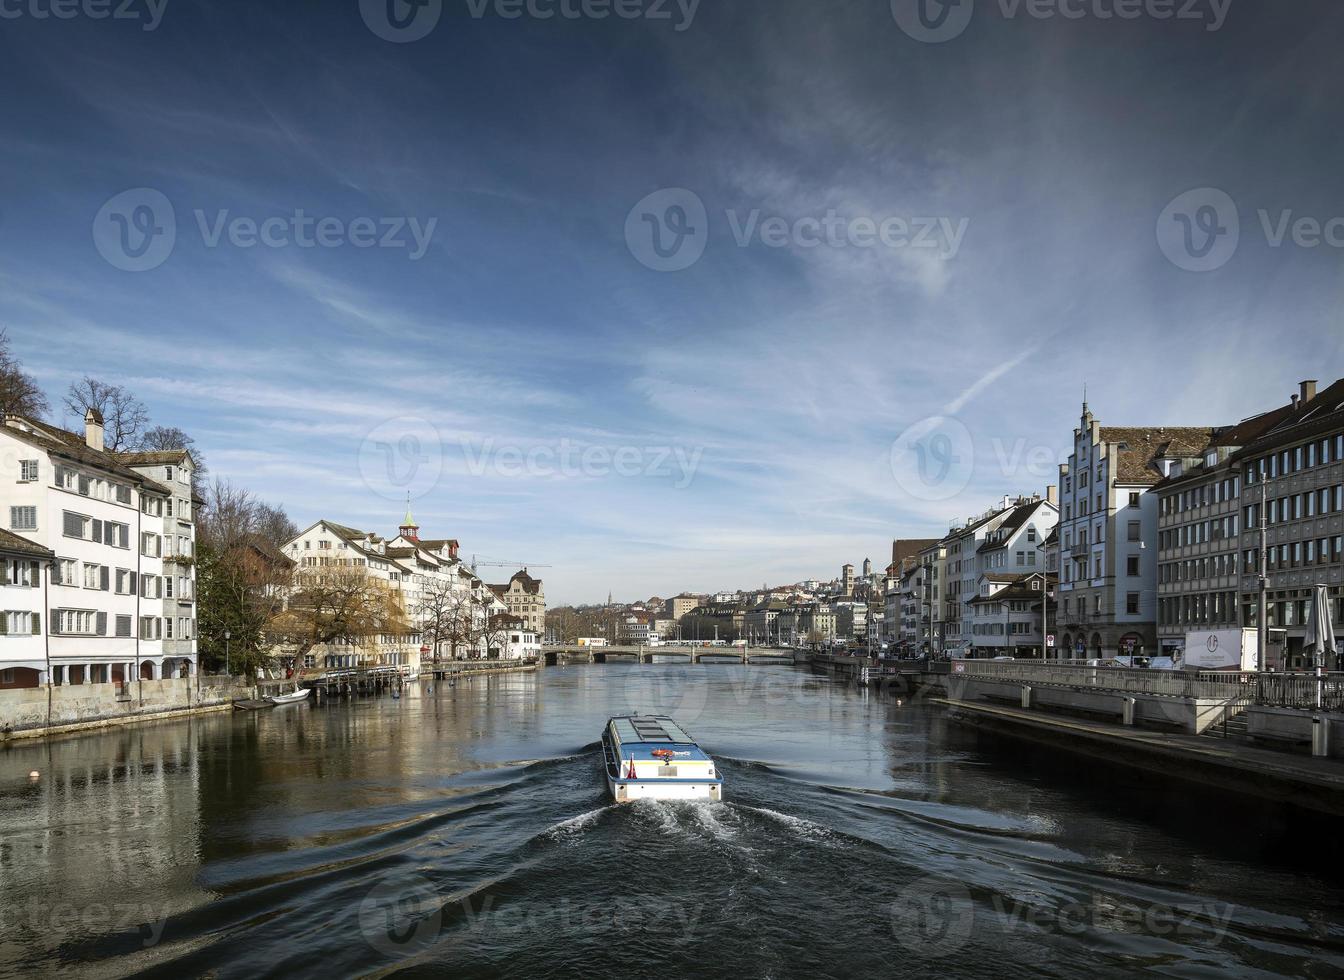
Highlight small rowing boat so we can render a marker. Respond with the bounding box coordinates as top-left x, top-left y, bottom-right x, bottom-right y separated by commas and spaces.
601, 715, 722, 803
267, 688, 311, 705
